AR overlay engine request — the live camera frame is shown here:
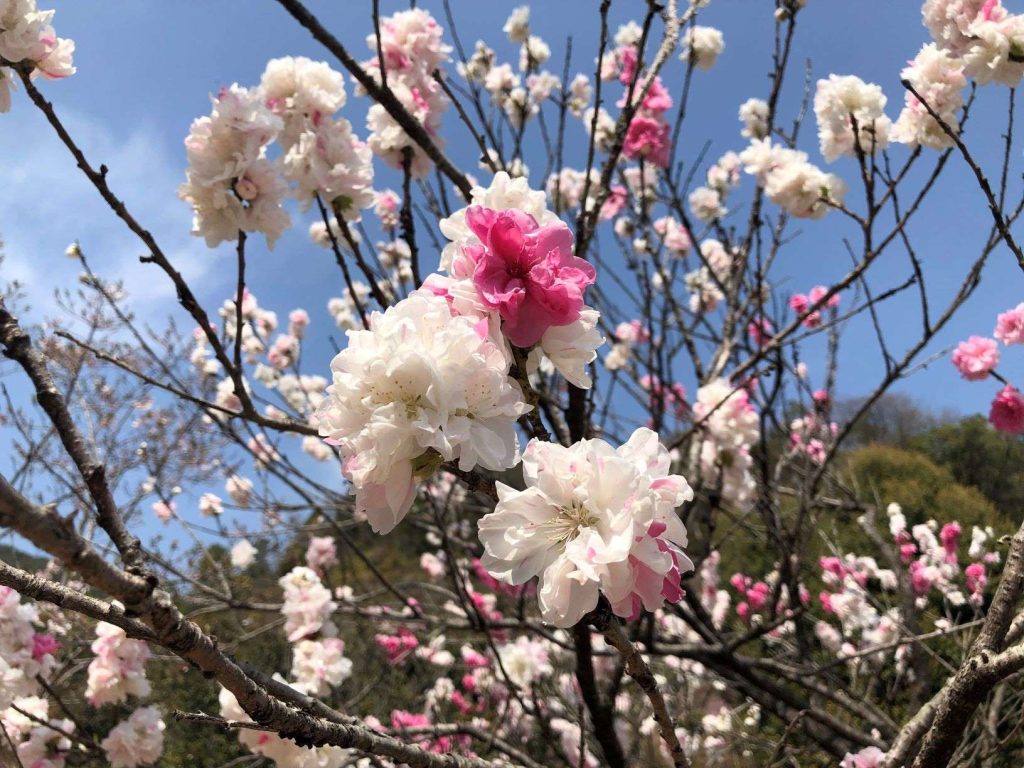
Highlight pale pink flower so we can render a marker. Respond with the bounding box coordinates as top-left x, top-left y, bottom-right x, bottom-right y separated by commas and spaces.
86, 622, 151, 707
198, 493, 223, 517
951, 335, 999, 380
151, 501, 174, 524
840, 746, 886, 768
305, 536, 339, 574
478, 429, 693, 627
100, 706, 165, 768
994, 302, 1024, 345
